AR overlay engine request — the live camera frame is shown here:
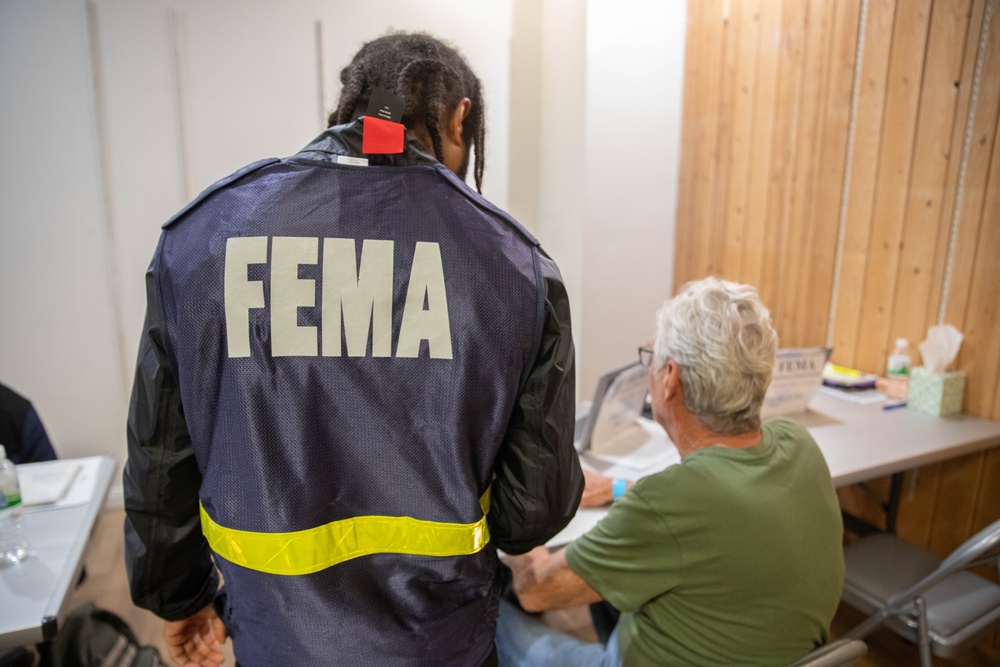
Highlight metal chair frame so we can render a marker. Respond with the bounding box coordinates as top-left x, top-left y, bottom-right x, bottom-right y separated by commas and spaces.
788, 638, 867, 667
843, 518, 1000, 667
